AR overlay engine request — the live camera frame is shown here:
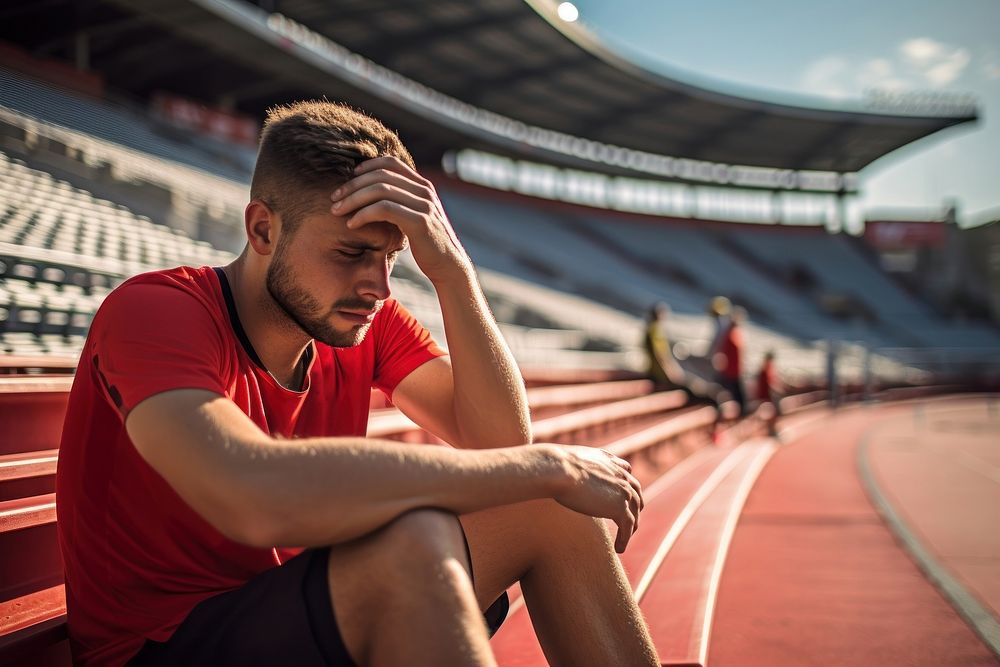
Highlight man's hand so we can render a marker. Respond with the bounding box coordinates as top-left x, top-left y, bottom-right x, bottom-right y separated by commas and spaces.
331, 156, 472, 284
547, 445, 645, 553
